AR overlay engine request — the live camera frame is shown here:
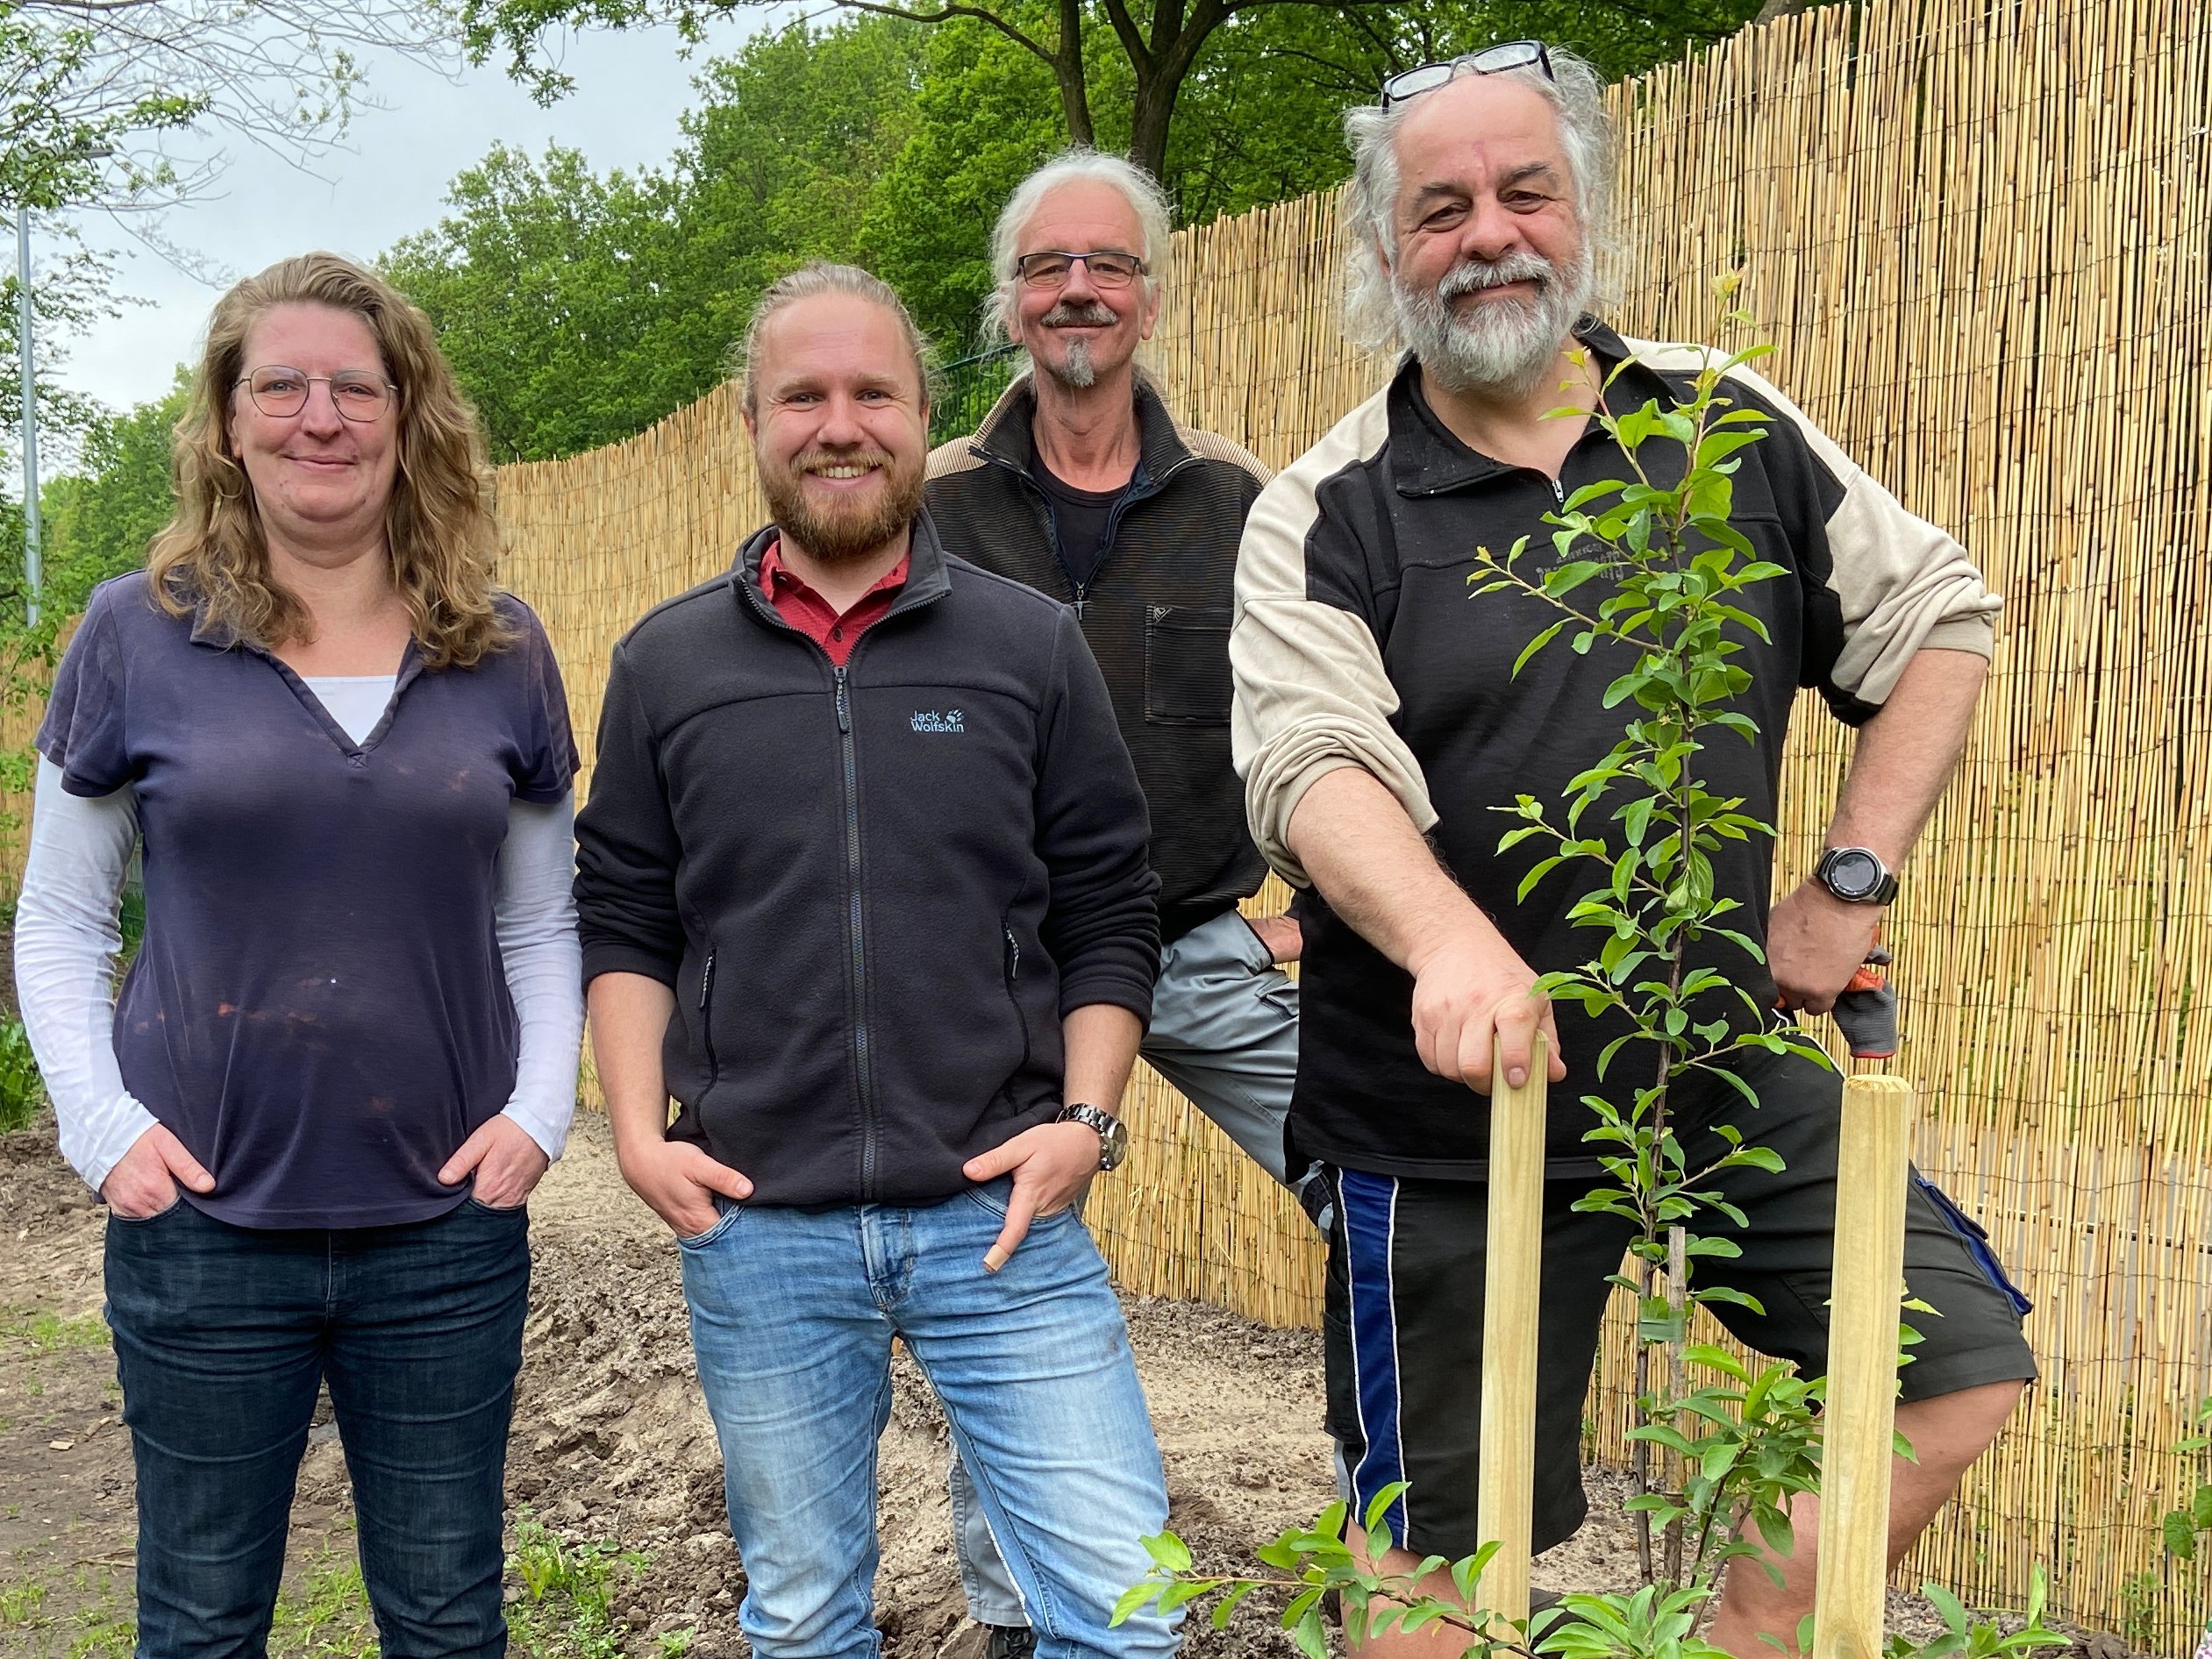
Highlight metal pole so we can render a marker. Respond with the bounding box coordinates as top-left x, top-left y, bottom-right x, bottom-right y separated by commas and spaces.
18, 202, 41, 627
